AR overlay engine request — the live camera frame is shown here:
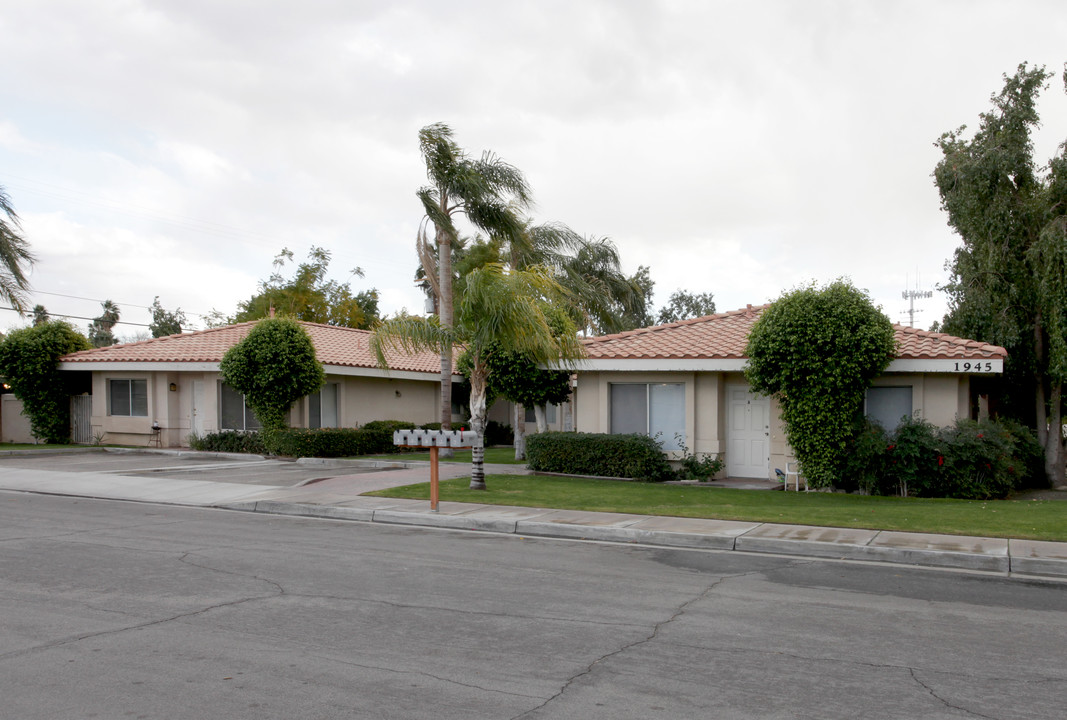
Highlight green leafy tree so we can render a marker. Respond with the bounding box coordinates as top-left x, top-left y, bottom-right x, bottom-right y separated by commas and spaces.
416, 123, 532, 436
744, 280, 896, 488
373, 263, 584, 489
149, 296, 185, 337
0, 185, 36, 313
619, 265, 656, 330
219, 317, 325, 435
235, 247, 380, 329
934, 63, 1067, 486
88, 300, 120, 347
657, 290, 716, 324
0, 321, 91, 442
